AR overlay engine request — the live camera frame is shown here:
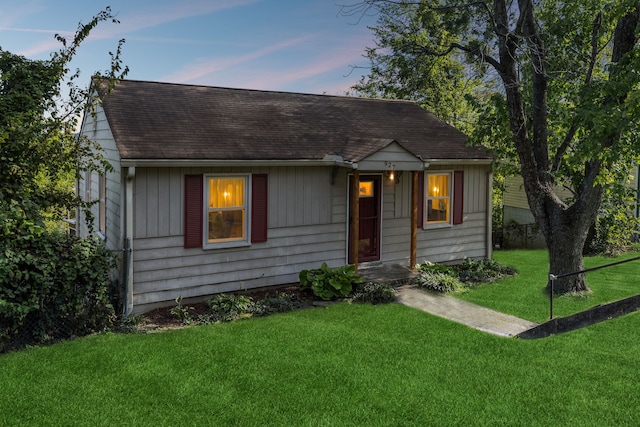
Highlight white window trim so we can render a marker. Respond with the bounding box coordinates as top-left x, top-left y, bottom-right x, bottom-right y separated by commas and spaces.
97, 174, 106, 240
424, 170, 453, 229
203, 173, 251, 250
